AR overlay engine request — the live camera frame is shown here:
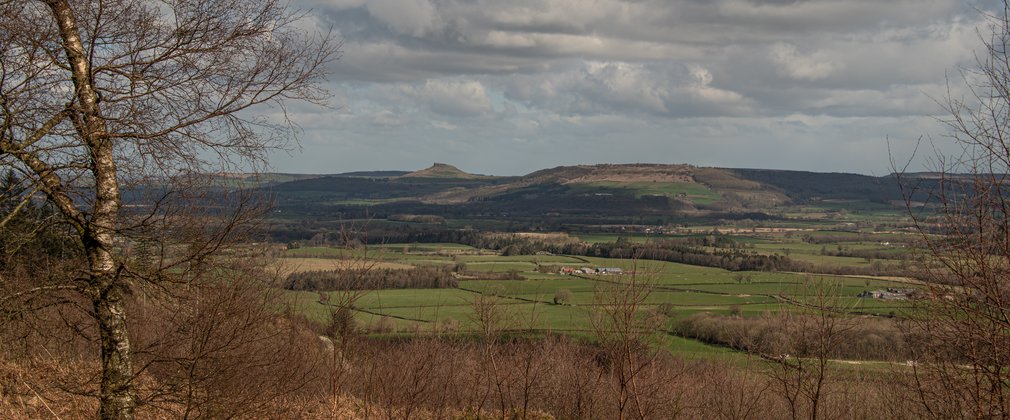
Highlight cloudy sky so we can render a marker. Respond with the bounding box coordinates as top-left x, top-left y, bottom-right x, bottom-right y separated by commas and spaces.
269, 0, 998, 176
